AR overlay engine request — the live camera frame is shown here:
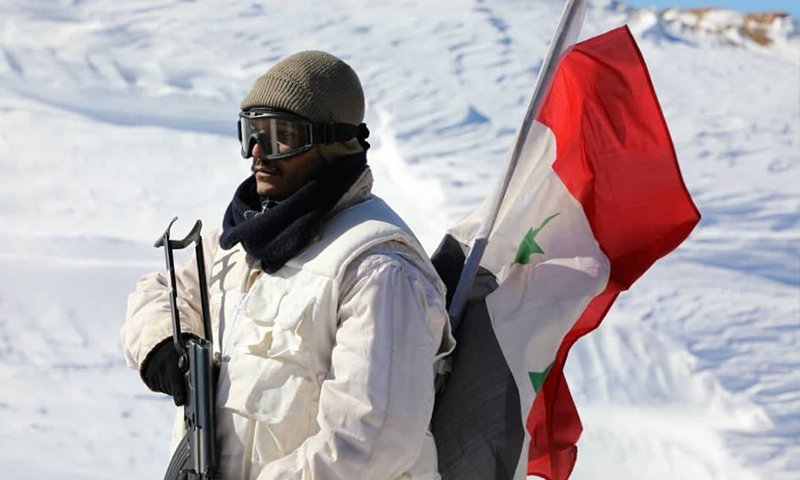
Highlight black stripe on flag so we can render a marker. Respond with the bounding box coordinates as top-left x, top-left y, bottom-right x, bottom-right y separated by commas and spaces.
431, 234, 524, 480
